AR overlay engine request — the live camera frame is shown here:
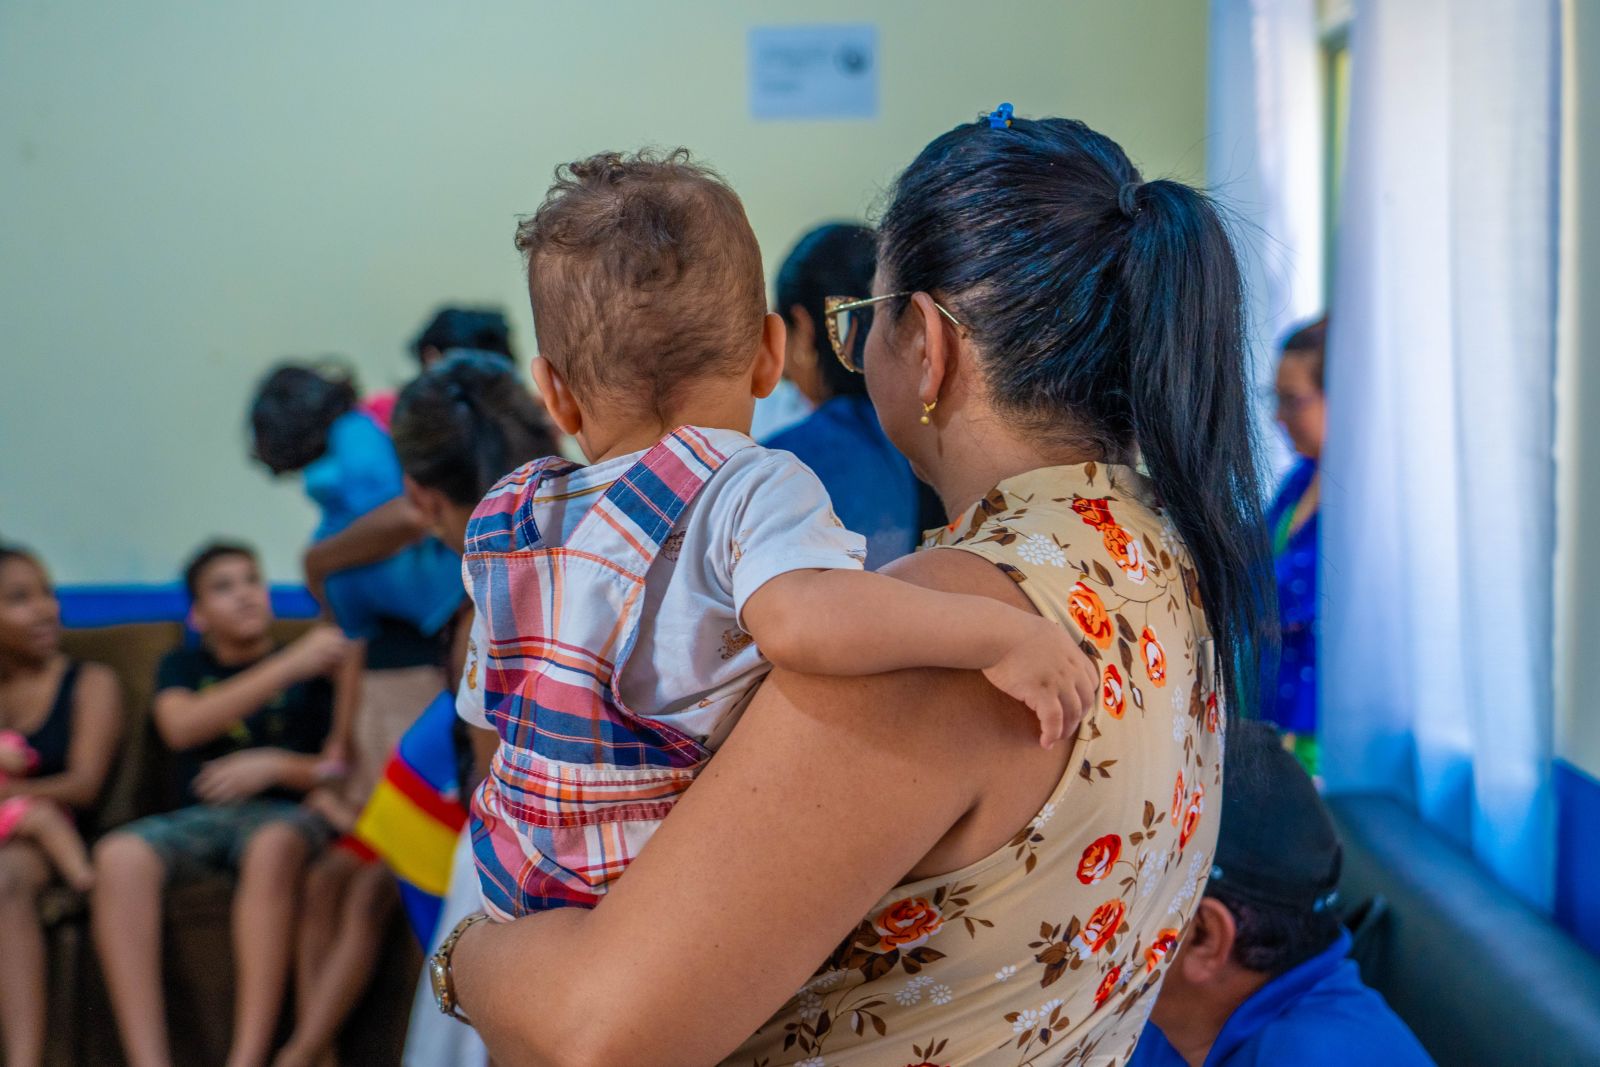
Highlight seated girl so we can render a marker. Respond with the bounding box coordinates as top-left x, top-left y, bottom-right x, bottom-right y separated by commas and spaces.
0, 545, 122, 1067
